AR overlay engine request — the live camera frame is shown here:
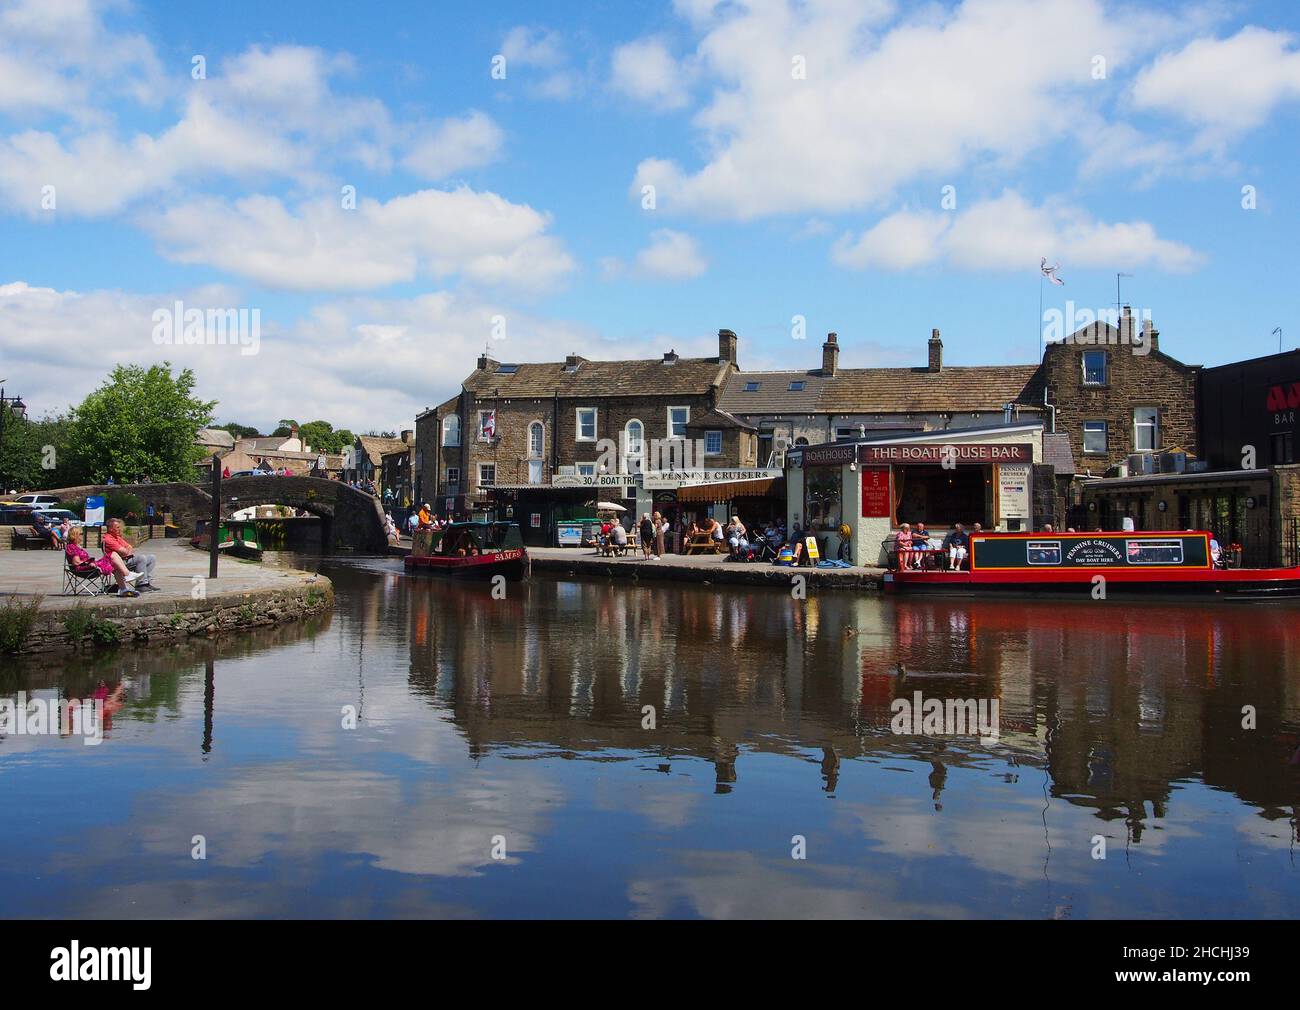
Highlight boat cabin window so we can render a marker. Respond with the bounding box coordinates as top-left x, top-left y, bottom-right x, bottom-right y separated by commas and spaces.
1026, 541, 1061, 565
1125, 539, 1183, 565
